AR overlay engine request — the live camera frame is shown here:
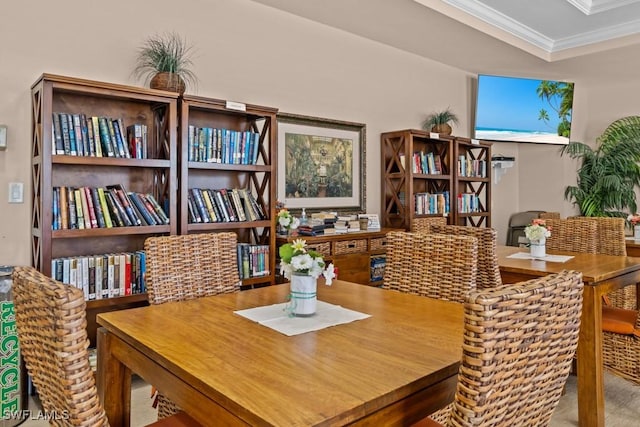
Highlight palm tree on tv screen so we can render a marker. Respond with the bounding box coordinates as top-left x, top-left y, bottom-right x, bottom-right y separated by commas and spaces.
537, 81, 574, 137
